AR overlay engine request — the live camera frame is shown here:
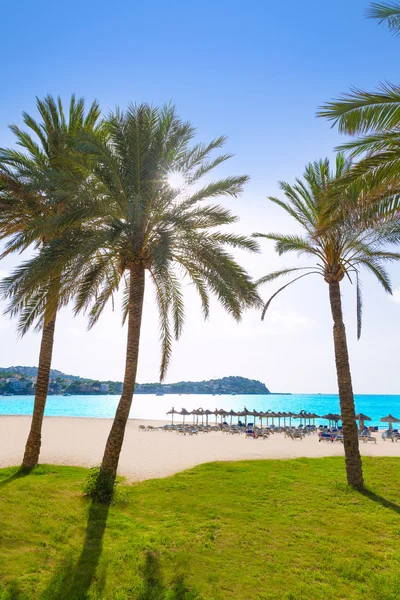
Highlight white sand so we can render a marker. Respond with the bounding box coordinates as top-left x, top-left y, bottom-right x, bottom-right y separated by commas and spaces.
1, 416, 399, 481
